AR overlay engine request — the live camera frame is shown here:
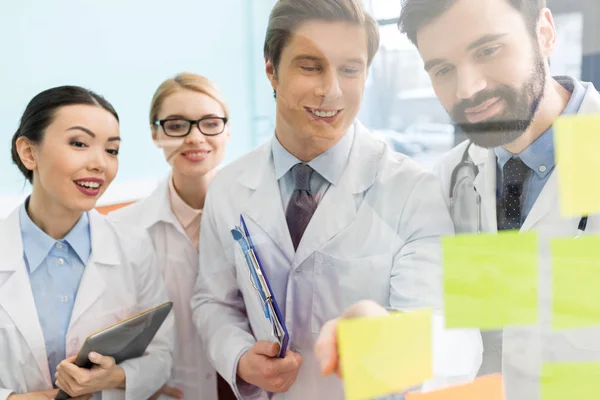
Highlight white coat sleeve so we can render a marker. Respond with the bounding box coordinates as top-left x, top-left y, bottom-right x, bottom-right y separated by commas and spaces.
102, 232, 174, 400
0, 389, 14, 400
191, 188, 266, 400
390, 170, 482, 390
